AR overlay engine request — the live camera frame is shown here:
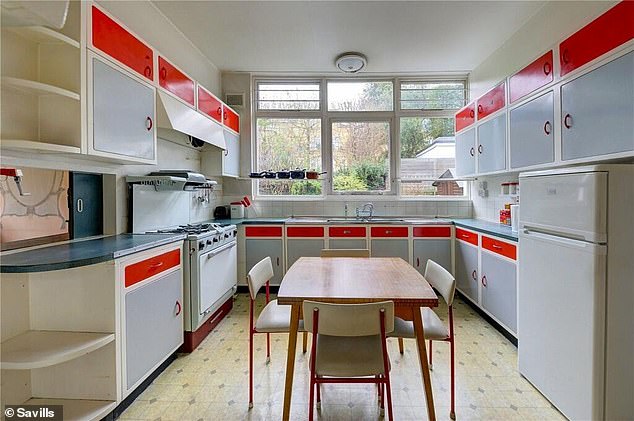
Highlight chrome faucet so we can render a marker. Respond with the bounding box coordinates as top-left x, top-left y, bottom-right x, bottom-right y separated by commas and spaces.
356, 202, 374, 220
